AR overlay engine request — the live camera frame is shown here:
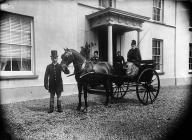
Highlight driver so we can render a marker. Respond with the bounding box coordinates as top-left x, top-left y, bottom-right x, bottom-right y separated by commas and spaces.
125, 40, 142, 77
